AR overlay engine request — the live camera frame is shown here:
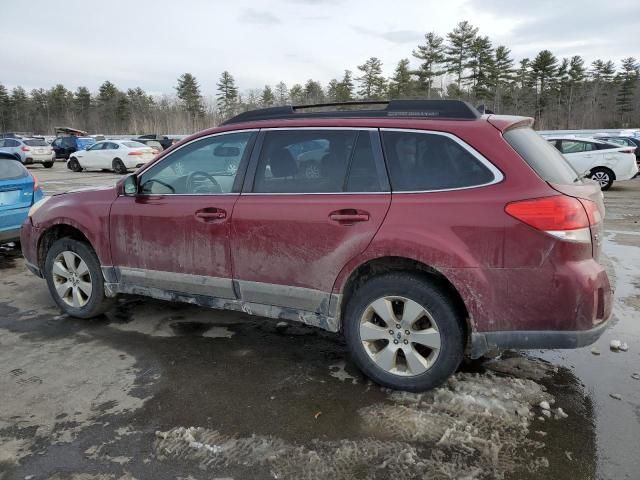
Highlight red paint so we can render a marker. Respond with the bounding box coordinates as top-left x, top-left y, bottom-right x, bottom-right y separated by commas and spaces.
21, 113, 612, 337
